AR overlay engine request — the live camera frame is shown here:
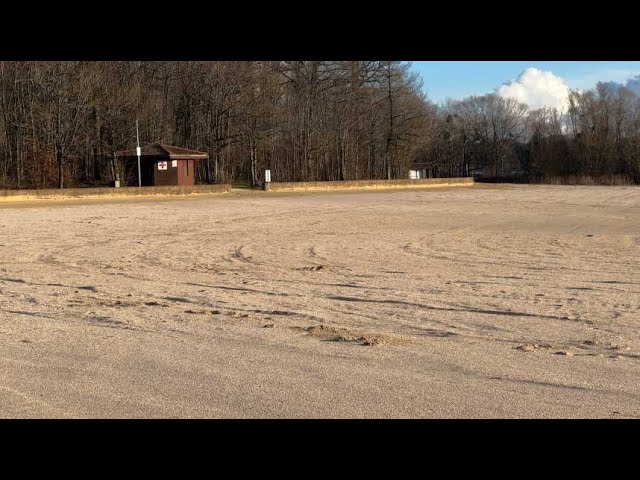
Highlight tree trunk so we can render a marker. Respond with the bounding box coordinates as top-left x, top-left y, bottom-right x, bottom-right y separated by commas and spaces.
250, 145, 257, 186
58, 160, 64, 189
